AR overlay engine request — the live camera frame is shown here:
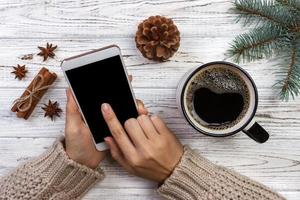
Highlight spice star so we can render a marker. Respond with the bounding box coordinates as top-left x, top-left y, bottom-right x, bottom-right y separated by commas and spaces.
11, 64, 28, 80
42, 100, 62, 121
38, 43, 57, 61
